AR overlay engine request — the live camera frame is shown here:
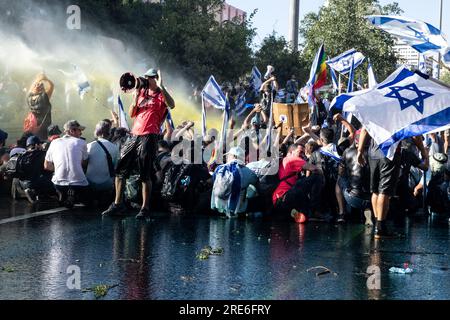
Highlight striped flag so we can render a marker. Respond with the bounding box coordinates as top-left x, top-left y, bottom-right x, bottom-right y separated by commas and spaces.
330, 68, 339, 92
117, 95, 130, 130
326, 49, 366, 74
368, 59, 378, 88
